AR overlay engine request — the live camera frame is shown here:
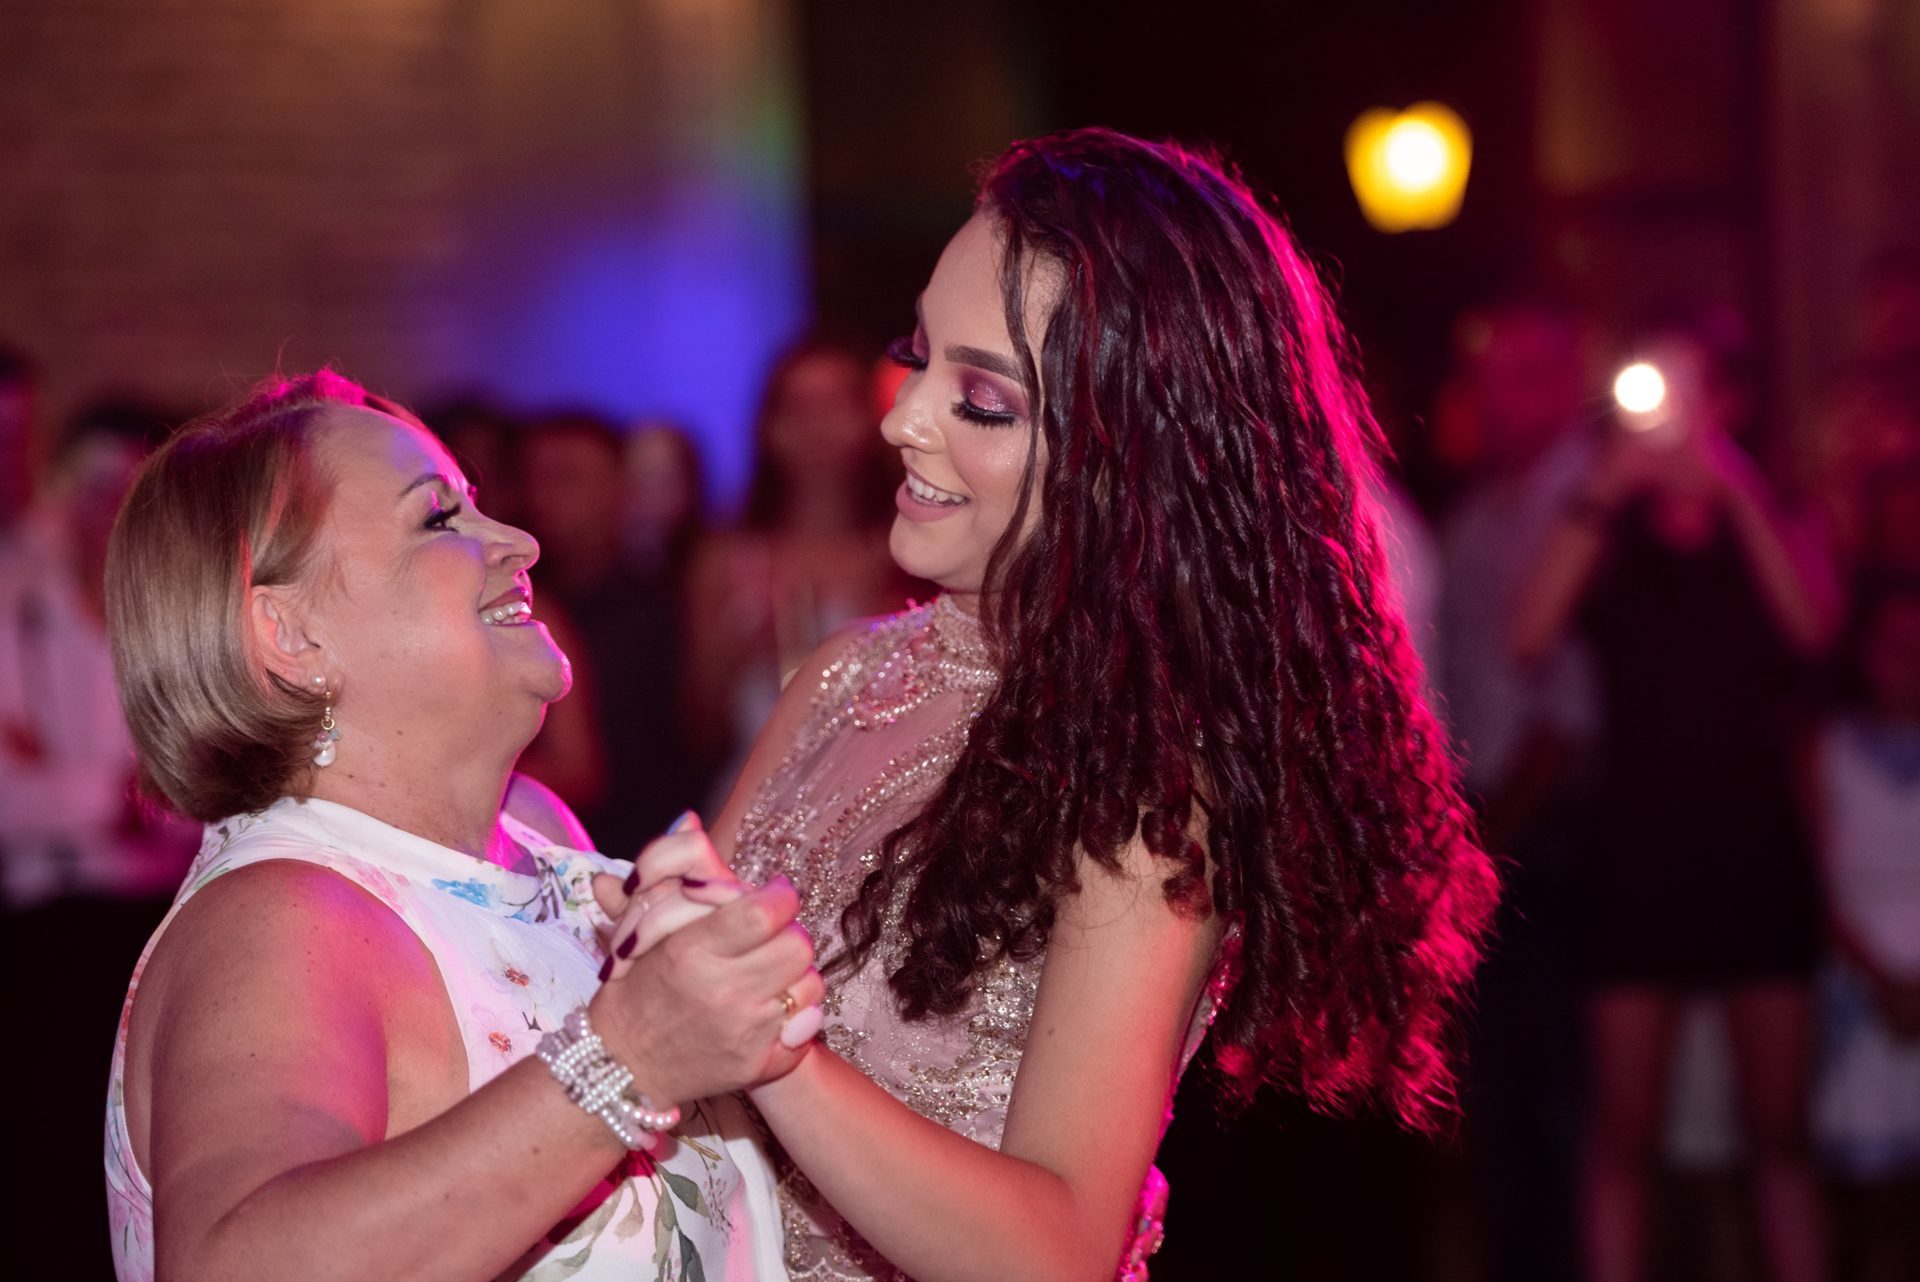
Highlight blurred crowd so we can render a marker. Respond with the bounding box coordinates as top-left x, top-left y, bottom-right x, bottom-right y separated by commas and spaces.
3, 259, 1918, 1282
1416, 255, 1920, 1282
